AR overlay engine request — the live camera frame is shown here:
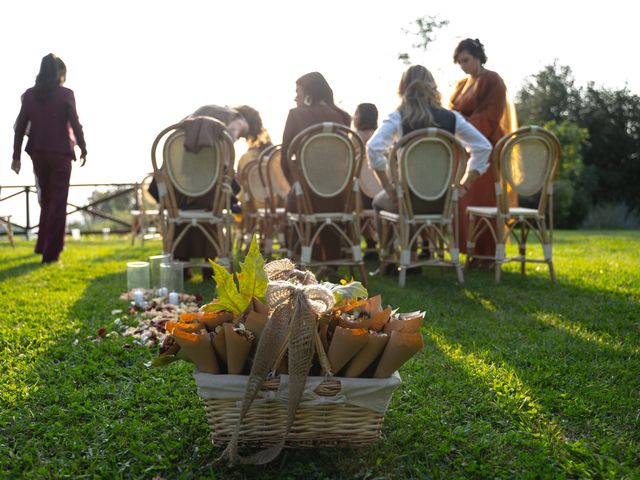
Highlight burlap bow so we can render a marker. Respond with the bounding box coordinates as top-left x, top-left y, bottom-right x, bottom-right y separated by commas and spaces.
221, 261, 334, 465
